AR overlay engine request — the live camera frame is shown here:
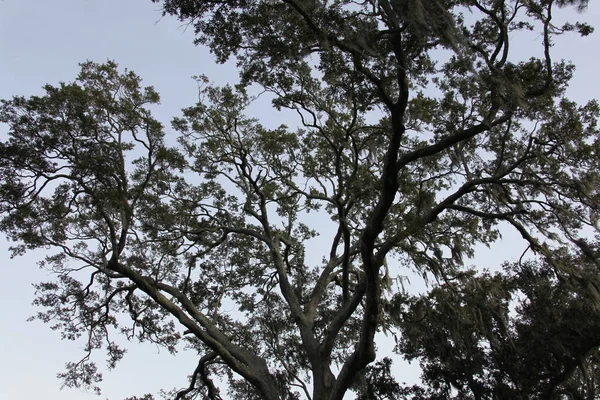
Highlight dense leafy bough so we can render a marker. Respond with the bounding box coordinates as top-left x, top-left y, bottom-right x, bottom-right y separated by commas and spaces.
1, 0, 600, 399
